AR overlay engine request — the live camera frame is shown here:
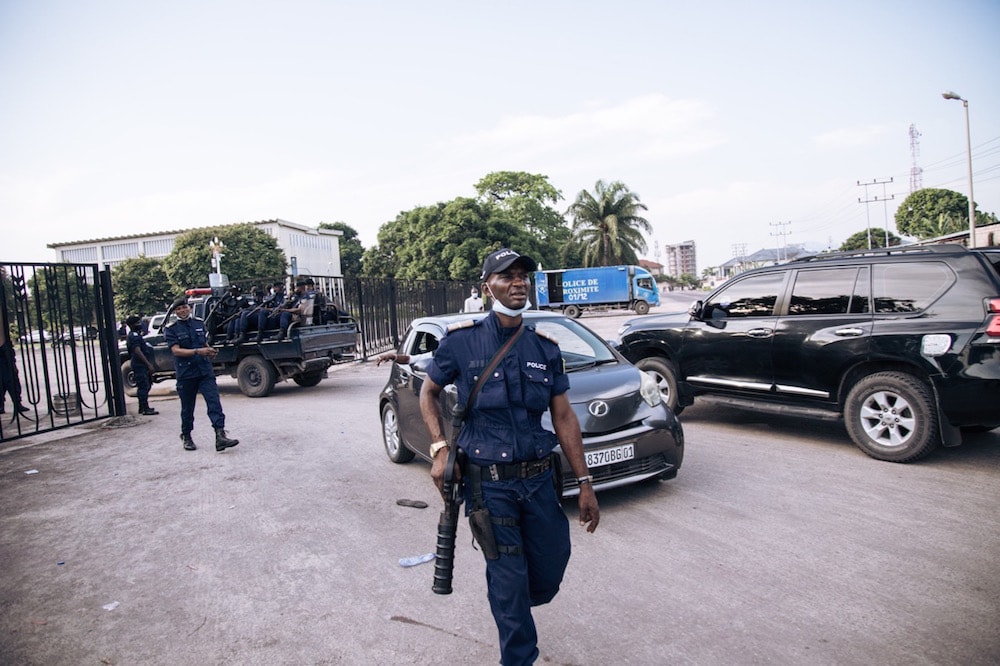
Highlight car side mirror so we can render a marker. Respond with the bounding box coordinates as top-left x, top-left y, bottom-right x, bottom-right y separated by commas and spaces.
689, 300, 704, 320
